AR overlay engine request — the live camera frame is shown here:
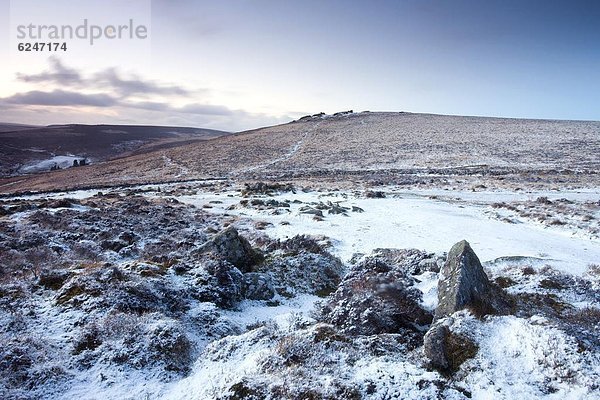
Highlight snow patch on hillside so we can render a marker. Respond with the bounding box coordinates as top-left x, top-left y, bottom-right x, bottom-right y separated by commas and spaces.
19, 155, 87, 173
